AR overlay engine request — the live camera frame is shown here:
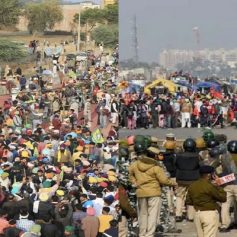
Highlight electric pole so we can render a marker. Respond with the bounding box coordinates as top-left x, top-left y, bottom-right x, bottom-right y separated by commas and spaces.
132, 15, 139, 63
77, 10, 81, 52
